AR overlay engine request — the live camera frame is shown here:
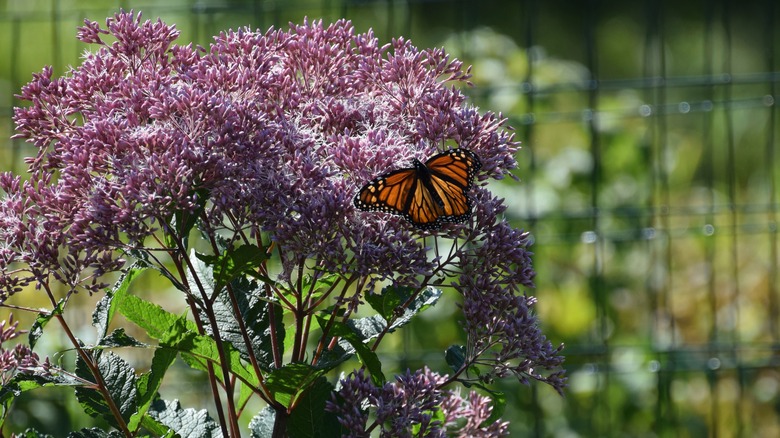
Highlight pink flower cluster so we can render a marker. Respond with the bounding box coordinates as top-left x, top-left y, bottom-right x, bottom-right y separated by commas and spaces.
2, 11, 565, 432
327, 368, 510, 437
